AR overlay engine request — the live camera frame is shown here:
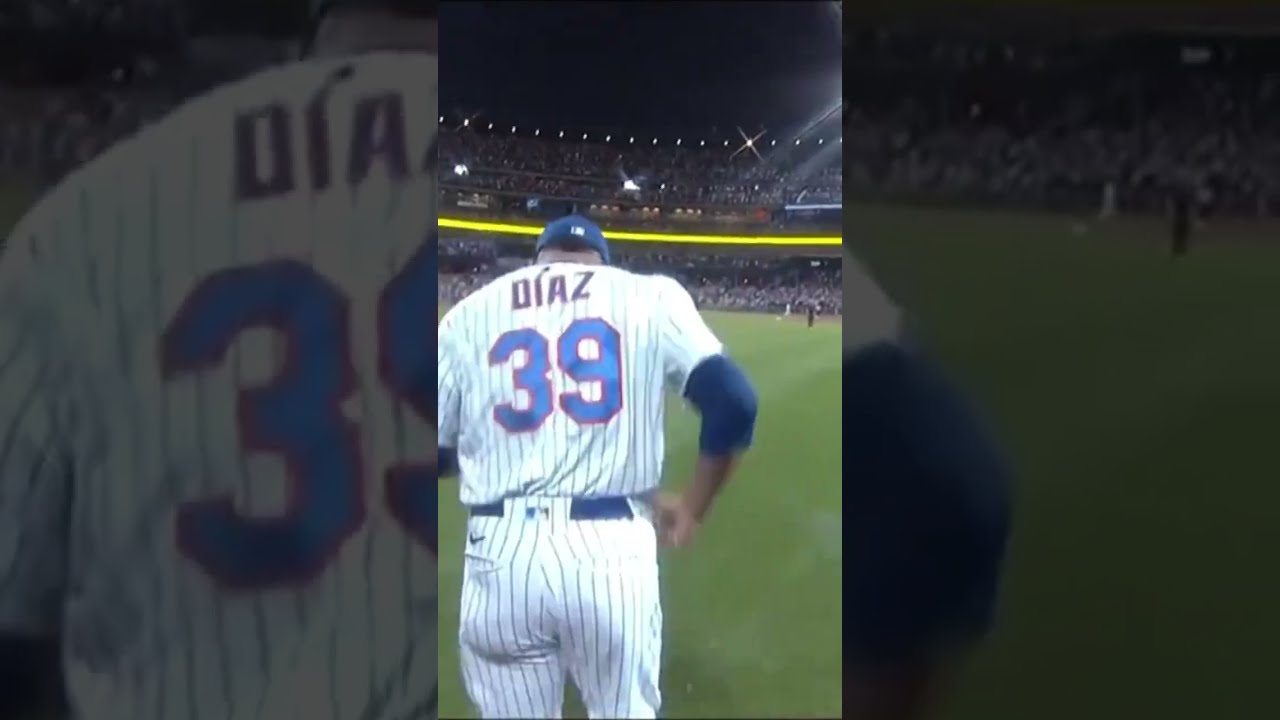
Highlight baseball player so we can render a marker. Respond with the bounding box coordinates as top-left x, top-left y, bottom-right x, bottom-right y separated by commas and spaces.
437, 215, 759, 719
0, 2, 440, 719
